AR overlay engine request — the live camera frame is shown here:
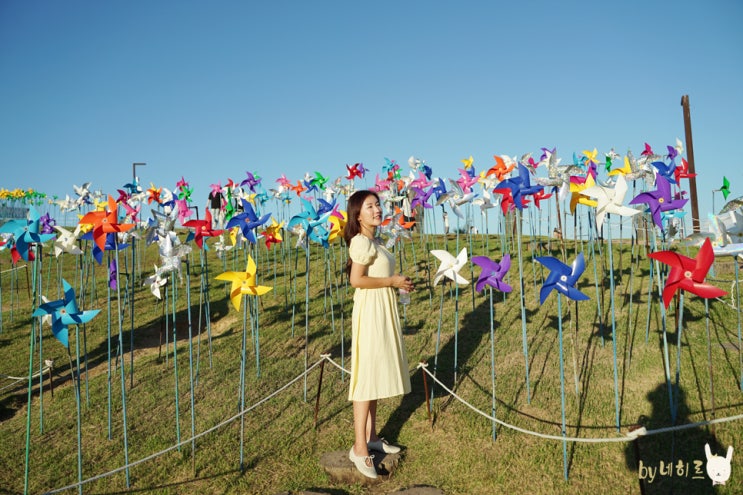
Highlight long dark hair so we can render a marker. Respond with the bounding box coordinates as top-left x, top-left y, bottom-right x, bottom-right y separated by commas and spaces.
344, 190, 380, 278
